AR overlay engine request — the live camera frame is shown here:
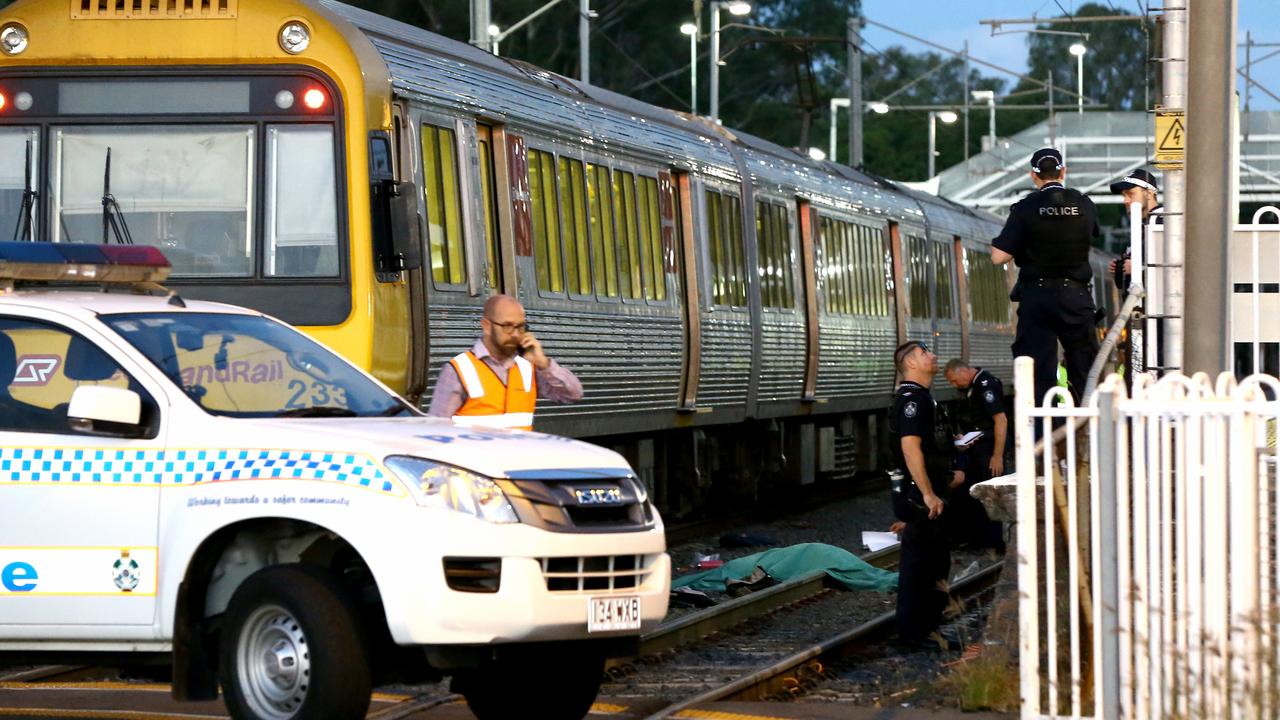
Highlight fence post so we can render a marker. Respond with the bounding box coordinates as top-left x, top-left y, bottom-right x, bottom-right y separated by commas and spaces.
1015, 356, 1040, 719
1095, 383, 1120, 720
